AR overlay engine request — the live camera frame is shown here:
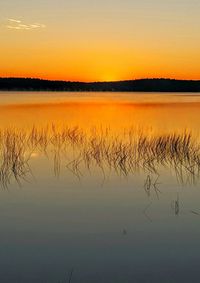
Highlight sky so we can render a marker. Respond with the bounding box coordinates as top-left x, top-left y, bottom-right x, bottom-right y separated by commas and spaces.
0, 0, 200, 81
